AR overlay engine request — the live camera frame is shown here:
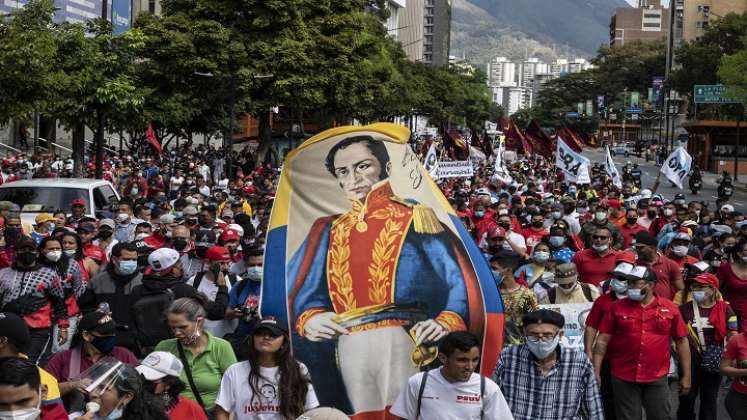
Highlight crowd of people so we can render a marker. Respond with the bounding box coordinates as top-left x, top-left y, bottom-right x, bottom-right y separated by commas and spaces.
0, 138, 745, 420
